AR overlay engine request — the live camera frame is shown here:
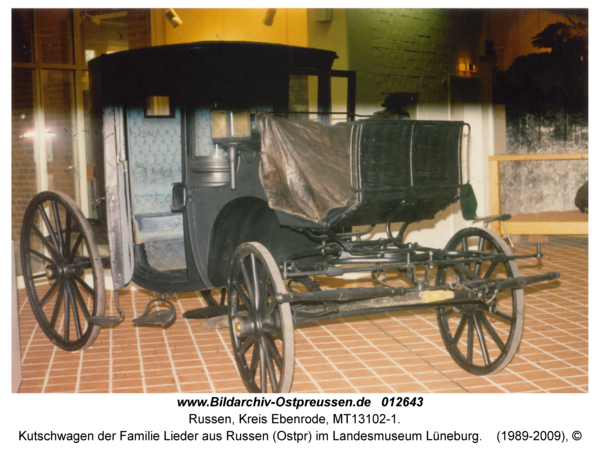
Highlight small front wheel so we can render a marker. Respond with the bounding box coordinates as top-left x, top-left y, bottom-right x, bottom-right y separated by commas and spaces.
227, 242, 294, 393
435, 227, 524, 375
